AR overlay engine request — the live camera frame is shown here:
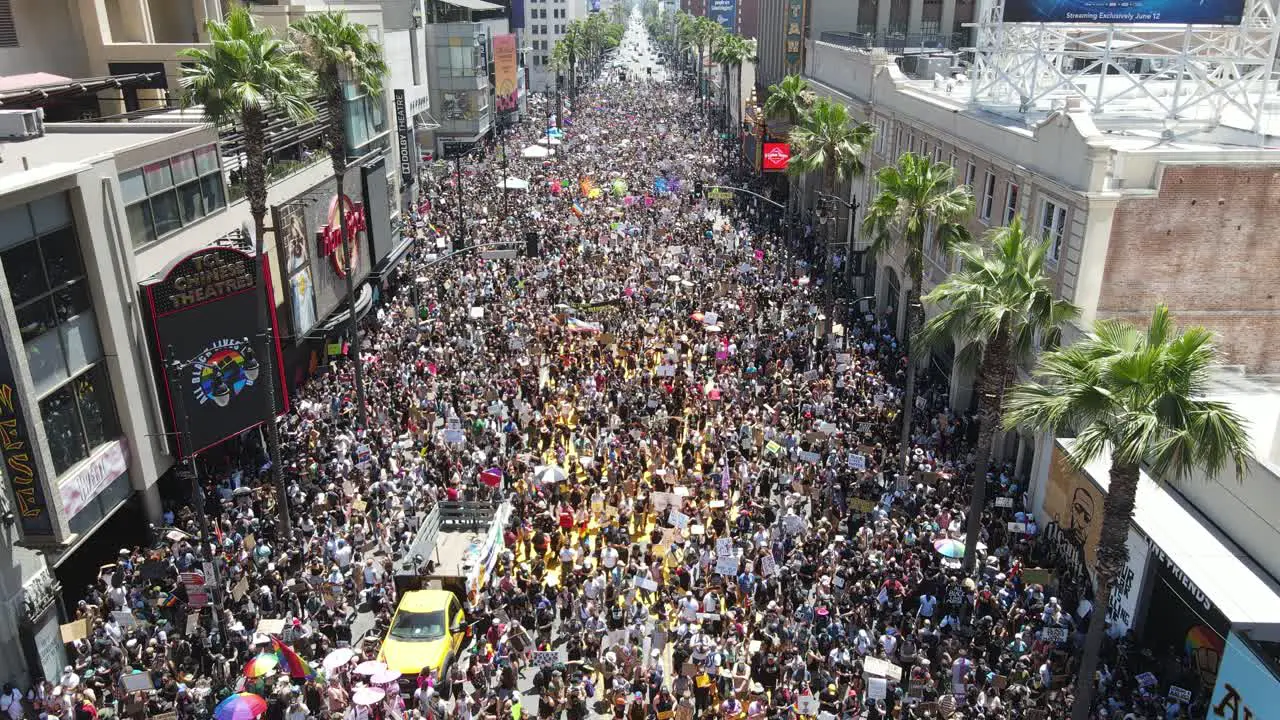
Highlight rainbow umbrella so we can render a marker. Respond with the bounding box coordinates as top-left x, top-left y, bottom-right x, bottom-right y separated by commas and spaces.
270, 636, 318, 680
214, 693, 268, 720
933, 538, 966, 559
243, 653, 280, 678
